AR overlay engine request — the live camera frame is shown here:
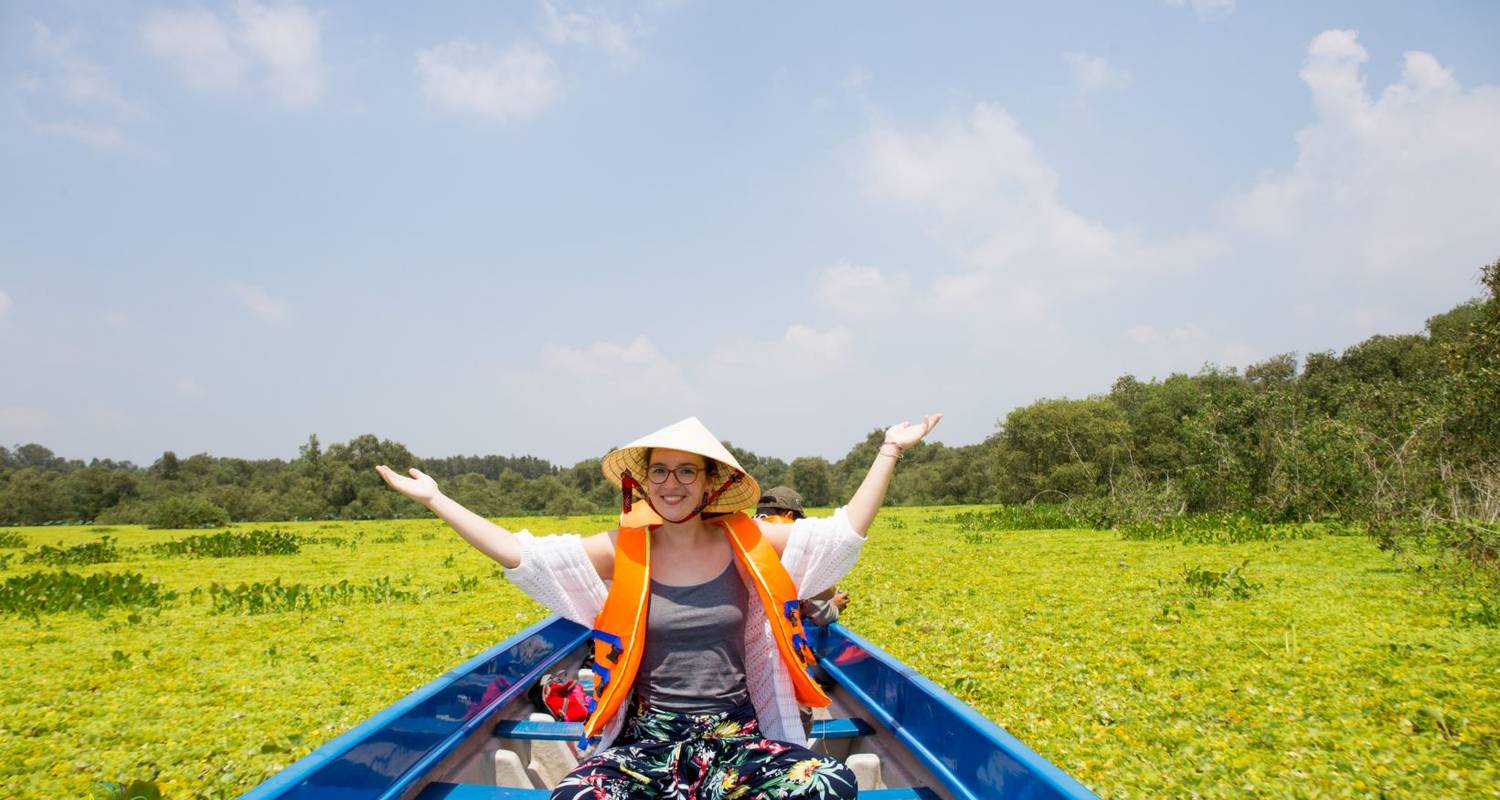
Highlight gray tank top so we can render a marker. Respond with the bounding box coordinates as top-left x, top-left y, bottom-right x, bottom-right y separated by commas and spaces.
635, 559, 751, 712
